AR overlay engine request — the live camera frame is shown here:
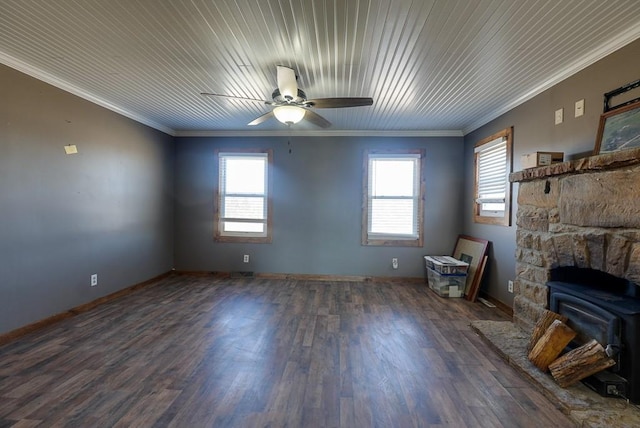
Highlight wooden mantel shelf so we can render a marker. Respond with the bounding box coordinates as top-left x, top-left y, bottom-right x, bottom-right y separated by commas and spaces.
510, 147, 640, 183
